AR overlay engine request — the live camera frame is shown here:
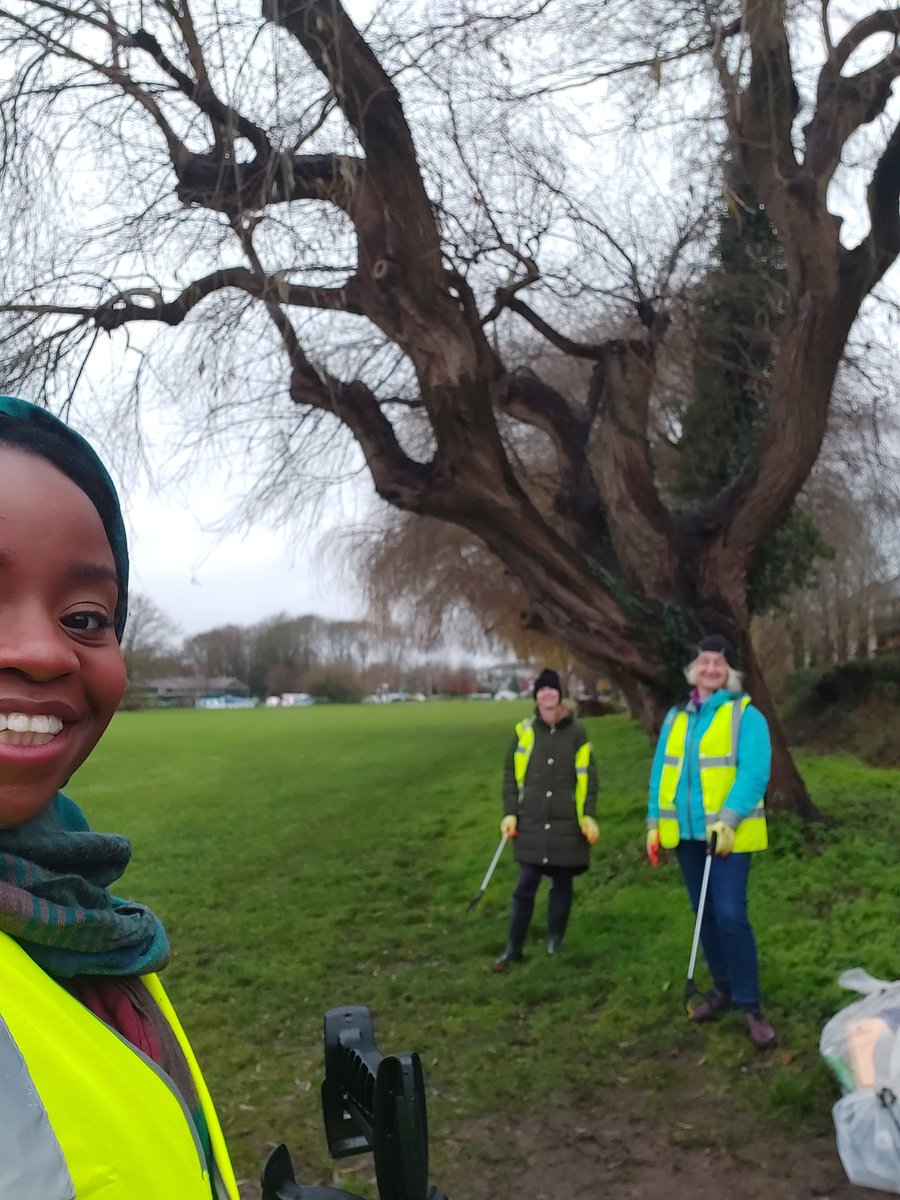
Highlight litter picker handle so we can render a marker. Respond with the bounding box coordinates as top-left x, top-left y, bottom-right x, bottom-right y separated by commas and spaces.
466, 833, 509, 912
262, 1007, 448, 1200
478, 833, 508, 893
686, 831, 717, 984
